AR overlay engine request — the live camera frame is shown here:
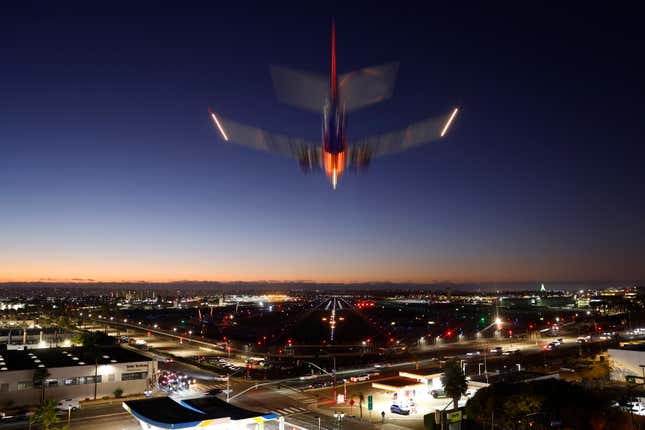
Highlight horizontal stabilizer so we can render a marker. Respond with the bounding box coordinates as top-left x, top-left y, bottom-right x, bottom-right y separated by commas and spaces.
339, 62, 399, 112
269, 65, 329, 113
